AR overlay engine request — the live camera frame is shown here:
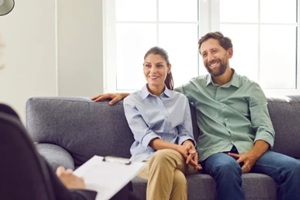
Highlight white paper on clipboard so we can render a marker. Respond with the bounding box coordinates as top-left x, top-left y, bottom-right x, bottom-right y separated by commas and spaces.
74, 155, 145, 200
